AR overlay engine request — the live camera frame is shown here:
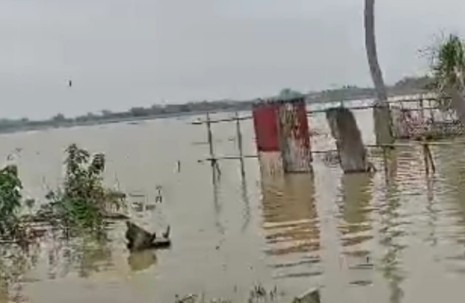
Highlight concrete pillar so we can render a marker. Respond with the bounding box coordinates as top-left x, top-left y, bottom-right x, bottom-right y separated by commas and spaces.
252, 98, 312, 174
326, 107, 370, 173
277, 98, 313, 173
